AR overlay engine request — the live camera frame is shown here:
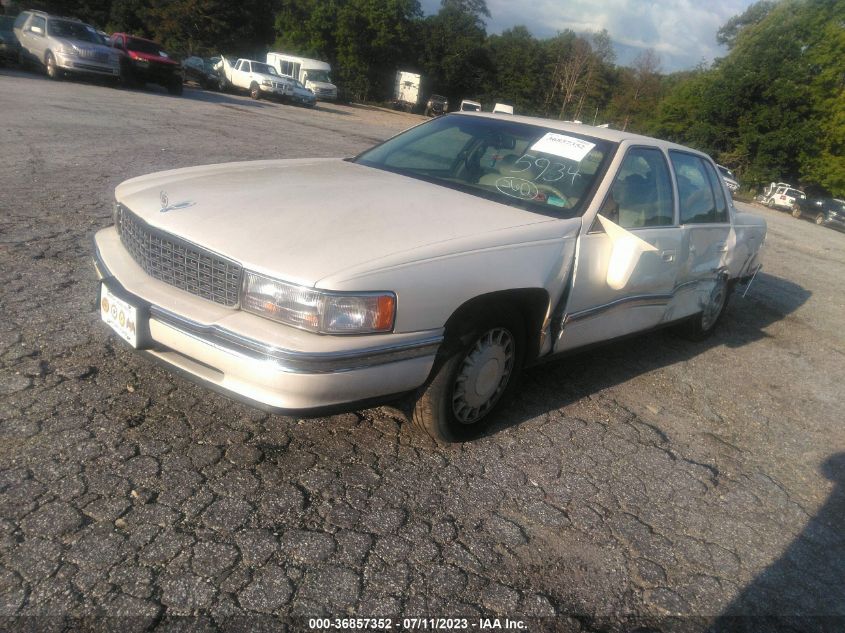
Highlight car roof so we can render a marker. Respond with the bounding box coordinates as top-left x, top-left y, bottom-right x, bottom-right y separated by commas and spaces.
459, 112, 710, 156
